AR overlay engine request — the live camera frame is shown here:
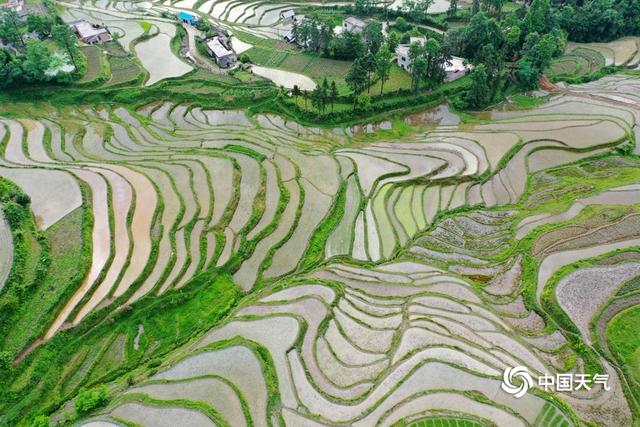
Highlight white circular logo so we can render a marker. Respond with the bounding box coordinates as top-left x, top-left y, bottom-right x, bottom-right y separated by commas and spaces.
501, 366, 533, 398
